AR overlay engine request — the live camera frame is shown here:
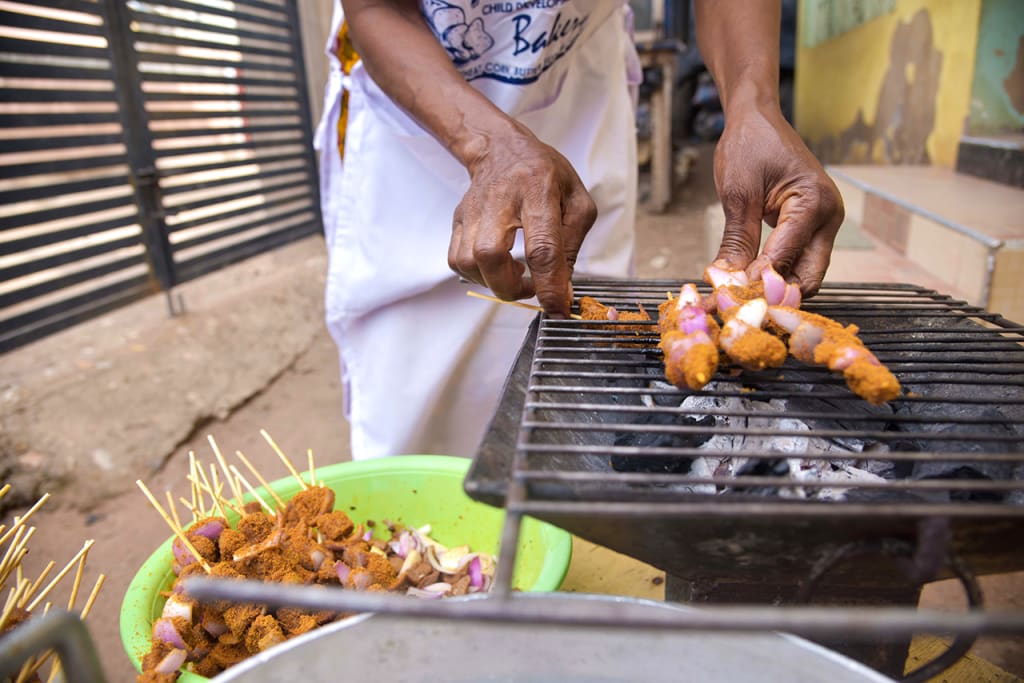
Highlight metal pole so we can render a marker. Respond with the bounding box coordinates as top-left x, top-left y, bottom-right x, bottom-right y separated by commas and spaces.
97, 0, 181, 307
